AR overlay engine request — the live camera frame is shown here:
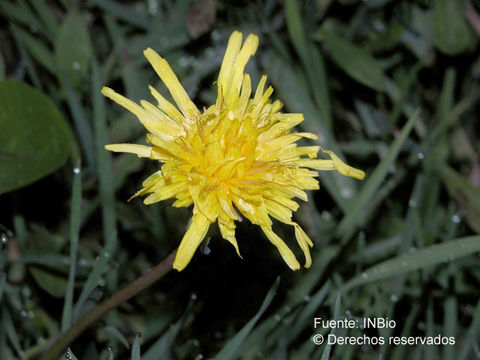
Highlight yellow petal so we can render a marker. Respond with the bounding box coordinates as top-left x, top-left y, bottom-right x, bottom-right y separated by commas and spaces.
261, 226, 300, 270
225, 33, 259, 102
173, 213, 211, 271
143, 48, 200, 122
102, 87, 178, 140
217, 31, 243, 98
291, 223, 313, 268
218, 213, 242, 258
148, 85, 185, 126
324, 150, 365, 180
296, 159, 335, 170
143, 181, 185, 204
105, 144, 152, 158
265, 199, 292, 223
